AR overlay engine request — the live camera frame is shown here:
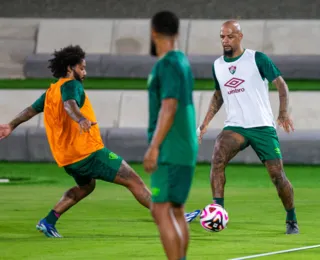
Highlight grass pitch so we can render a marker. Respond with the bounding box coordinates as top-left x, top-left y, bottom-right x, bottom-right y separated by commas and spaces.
0, 78, 319, 91
1, 163, 320, 259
